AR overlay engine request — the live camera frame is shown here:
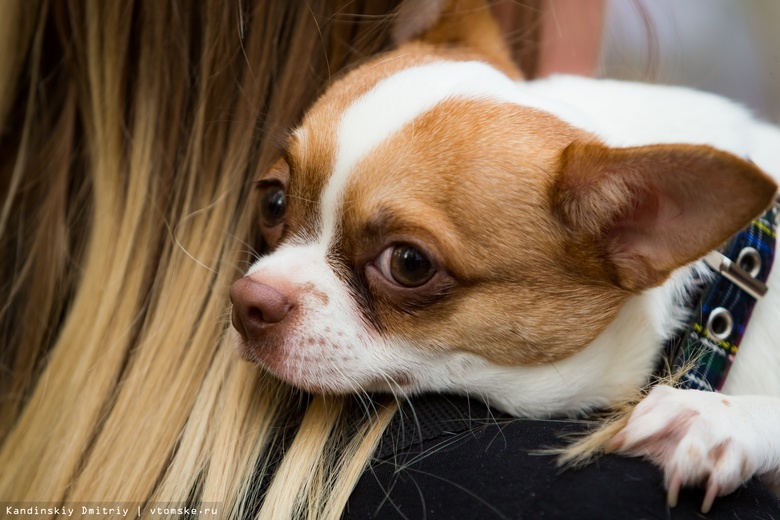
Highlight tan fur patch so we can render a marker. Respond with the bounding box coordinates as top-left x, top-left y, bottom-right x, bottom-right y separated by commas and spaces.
278, 43, 524, 241
332, 97, 628, 367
